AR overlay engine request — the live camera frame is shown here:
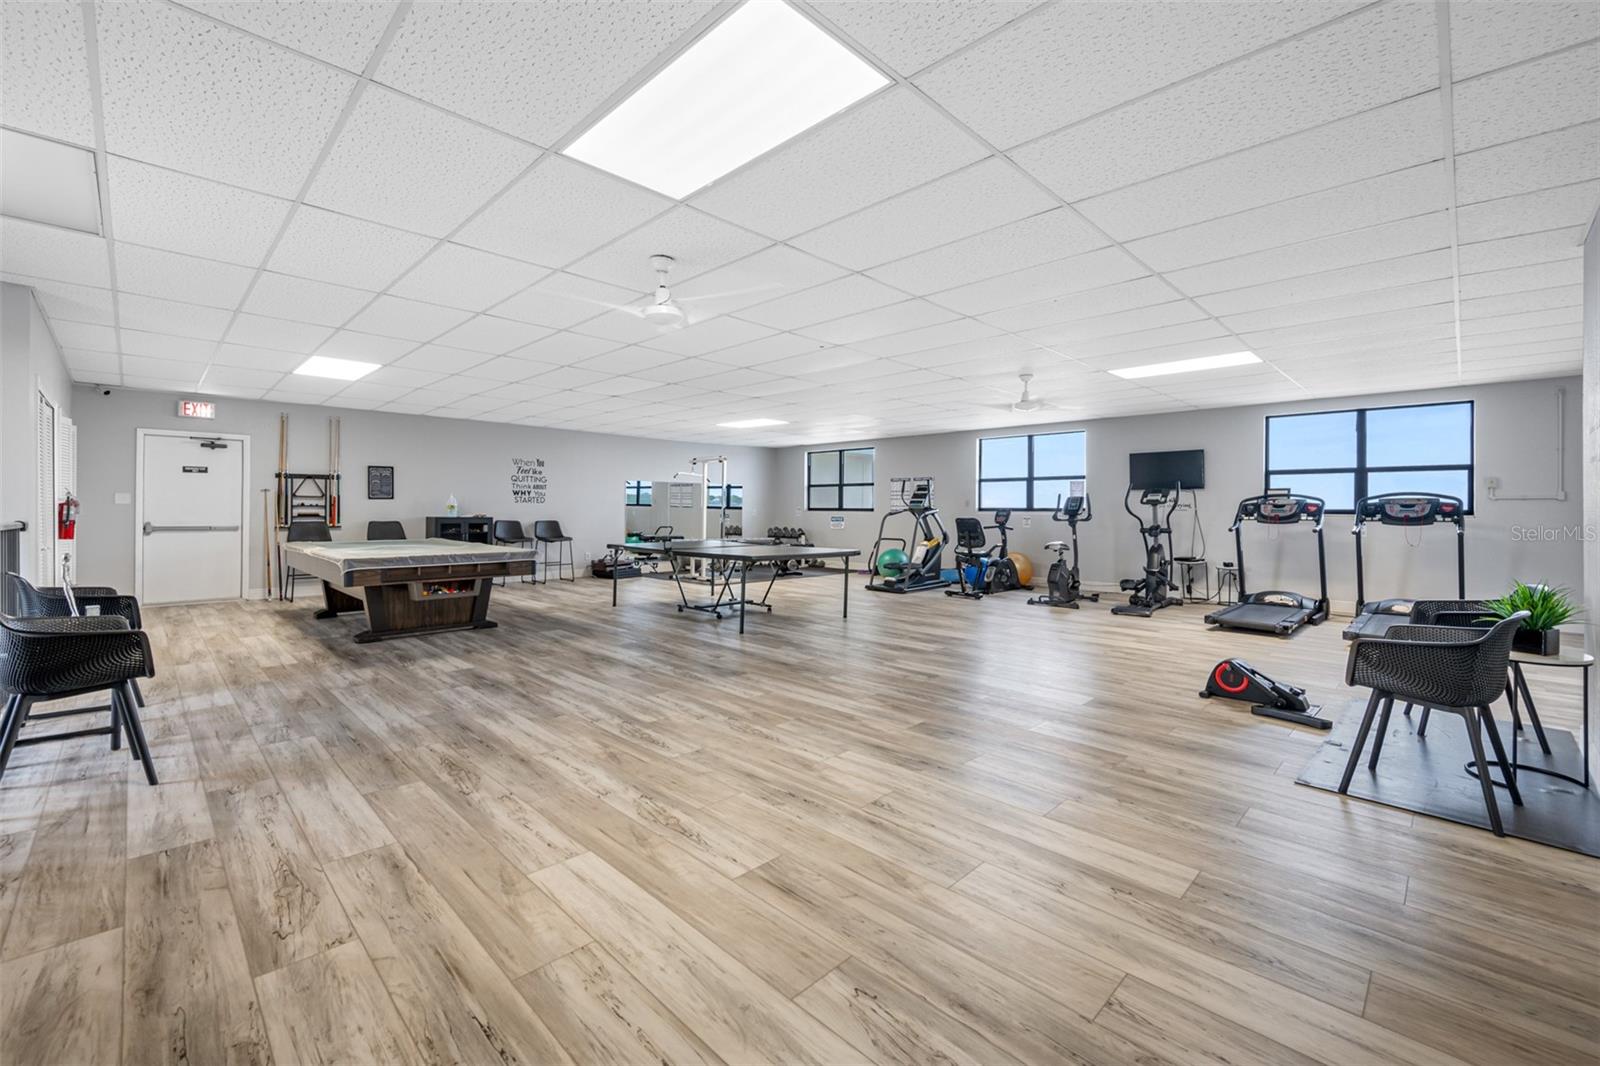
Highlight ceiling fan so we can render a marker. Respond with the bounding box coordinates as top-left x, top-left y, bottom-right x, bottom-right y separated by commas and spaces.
1000, 372, 1060, 413
638, 253, 686, 328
